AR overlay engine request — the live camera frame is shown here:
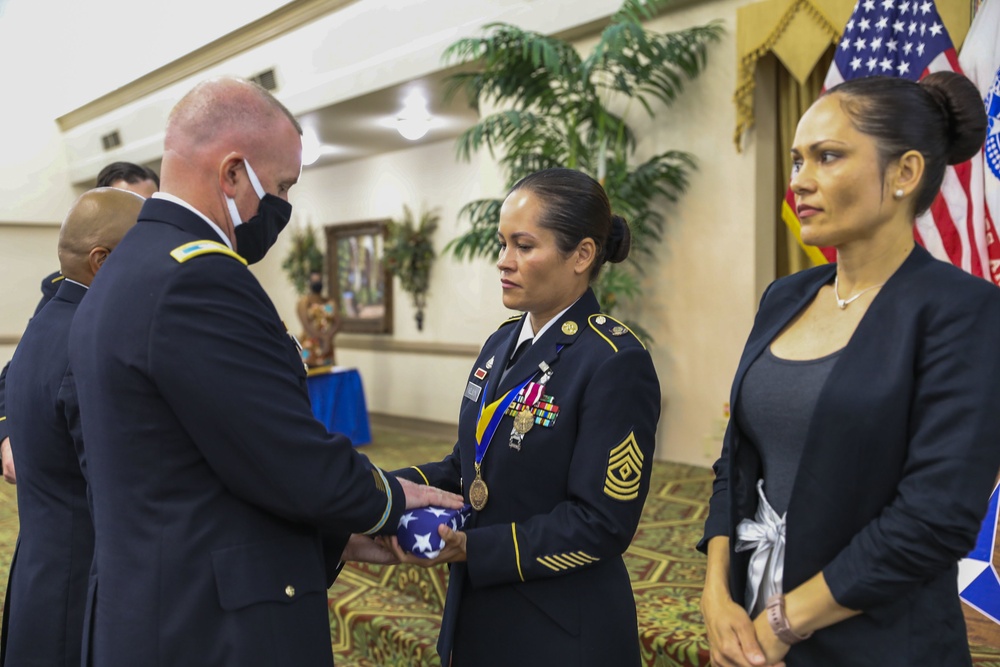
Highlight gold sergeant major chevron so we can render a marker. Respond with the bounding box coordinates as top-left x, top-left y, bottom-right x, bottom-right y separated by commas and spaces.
604, 431, 643, 501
